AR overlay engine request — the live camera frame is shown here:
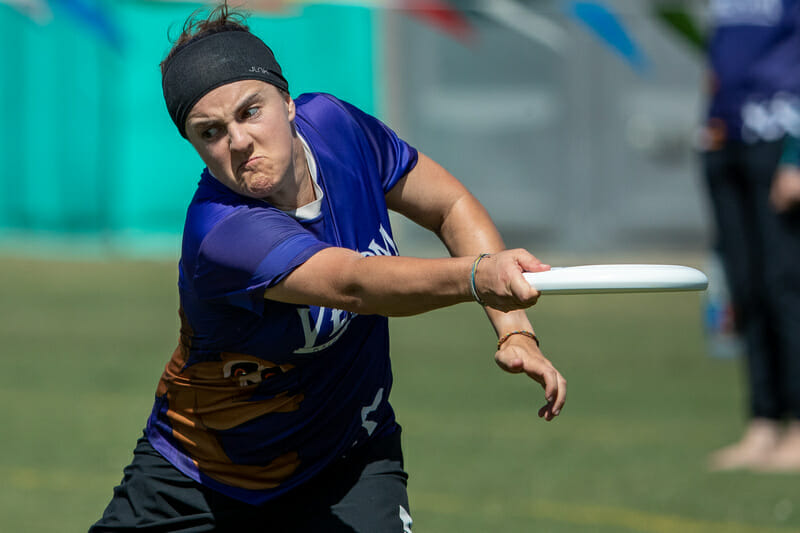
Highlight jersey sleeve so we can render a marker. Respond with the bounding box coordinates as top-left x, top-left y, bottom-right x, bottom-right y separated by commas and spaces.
322, 94, 418, 193
192, 206, 330, 314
